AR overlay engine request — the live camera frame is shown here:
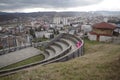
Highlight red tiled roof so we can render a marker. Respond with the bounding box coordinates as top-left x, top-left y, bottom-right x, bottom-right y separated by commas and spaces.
93, 22, 116, 29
